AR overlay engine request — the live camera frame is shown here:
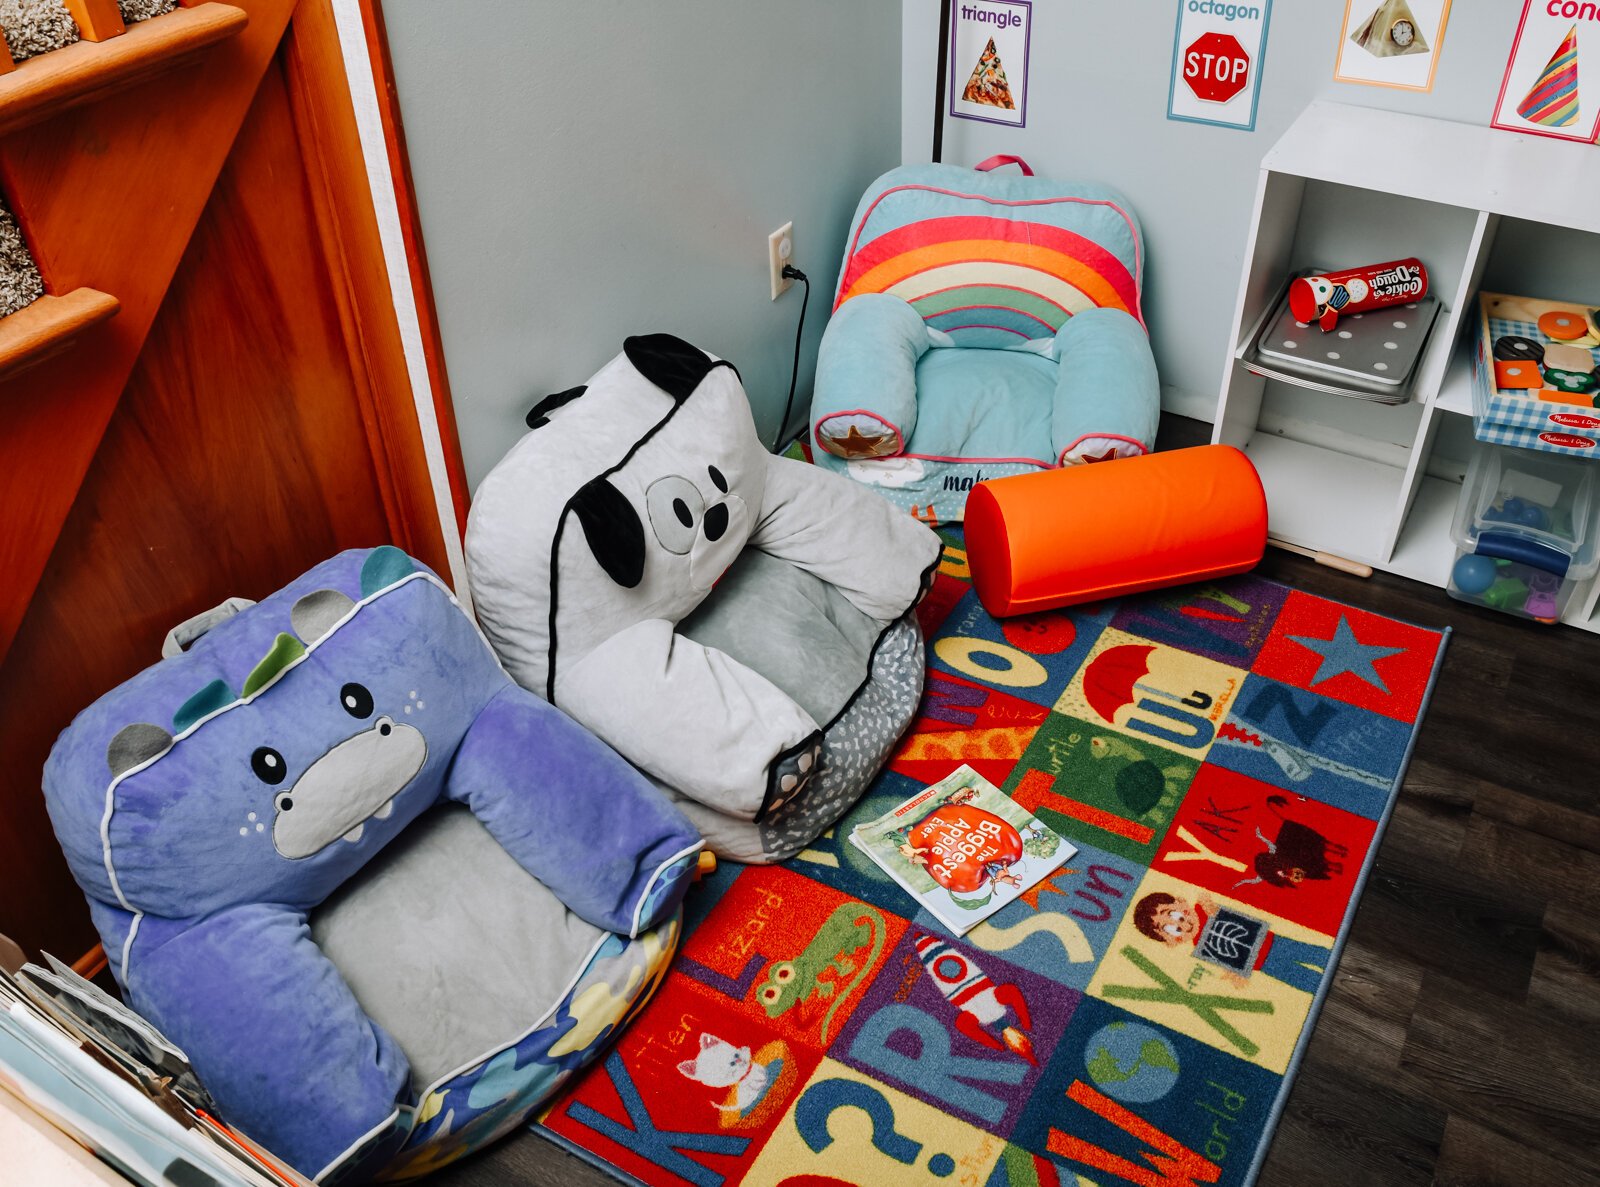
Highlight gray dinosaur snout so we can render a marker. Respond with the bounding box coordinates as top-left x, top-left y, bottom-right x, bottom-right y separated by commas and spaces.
272, 717, 426, 859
